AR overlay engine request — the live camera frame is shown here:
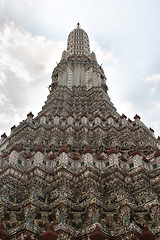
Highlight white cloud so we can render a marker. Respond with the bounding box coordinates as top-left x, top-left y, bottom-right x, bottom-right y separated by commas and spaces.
90, 39, 117, 64
90, 39, 117, 79
0, 20, 66, 134
25, 0, 37, 8
150, 101, 160, 110
146, 74, 160, 83
0, 0, 5, 8
149, 87, 156, 96
134, 61, 145, 69
0, 93, 16, 134
116, 101, 136, 119
153, 121, 160, 136
0, 21, 65, 83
